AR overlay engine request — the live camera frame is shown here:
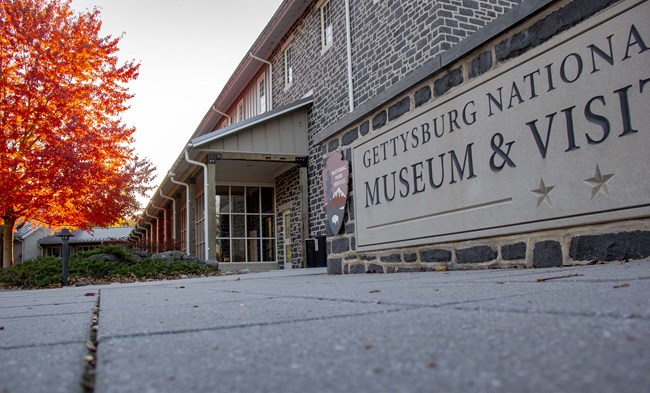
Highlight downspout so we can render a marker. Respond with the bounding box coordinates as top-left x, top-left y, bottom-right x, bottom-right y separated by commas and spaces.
169, 173, 191, 255
212, 106, 231, 126
151, 202, 166, 244
159, 189, 176, 243
344, 0, 354, 112
140, 220, 152, 251
144, 210, 159, 253
133, 225, 146, 249
183, 148, 210, 260
249, 52, 273, 111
